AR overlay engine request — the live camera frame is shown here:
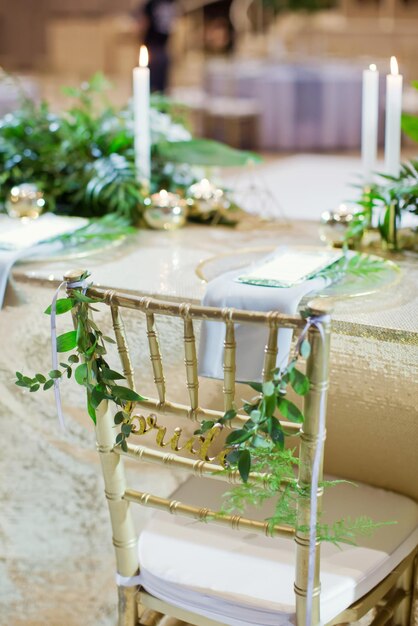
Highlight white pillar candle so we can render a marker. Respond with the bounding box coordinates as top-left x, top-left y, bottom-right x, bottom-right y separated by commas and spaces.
133, 45, 151, 188
361, 64, 379, 183
384, 56, 403, 178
